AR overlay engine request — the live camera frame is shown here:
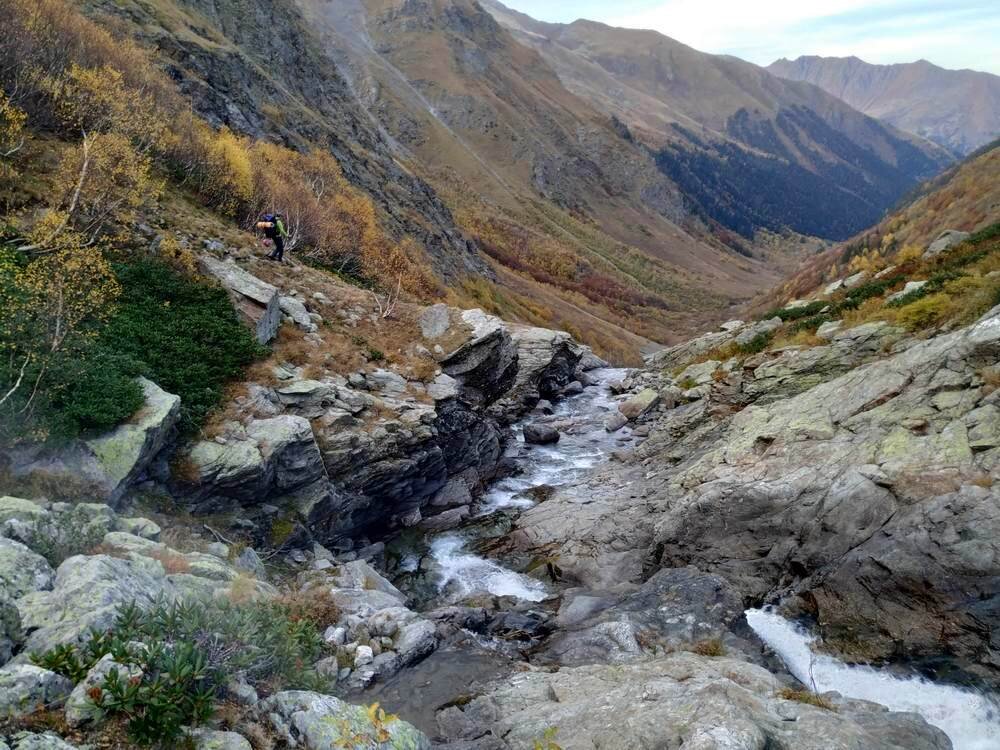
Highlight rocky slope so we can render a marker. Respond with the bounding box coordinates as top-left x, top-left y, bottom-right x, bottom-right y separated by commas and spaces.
768, 56, 1000, 156
504, 235, 1000, 690
3, 229, 997, 748
82, 0, 486, 284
